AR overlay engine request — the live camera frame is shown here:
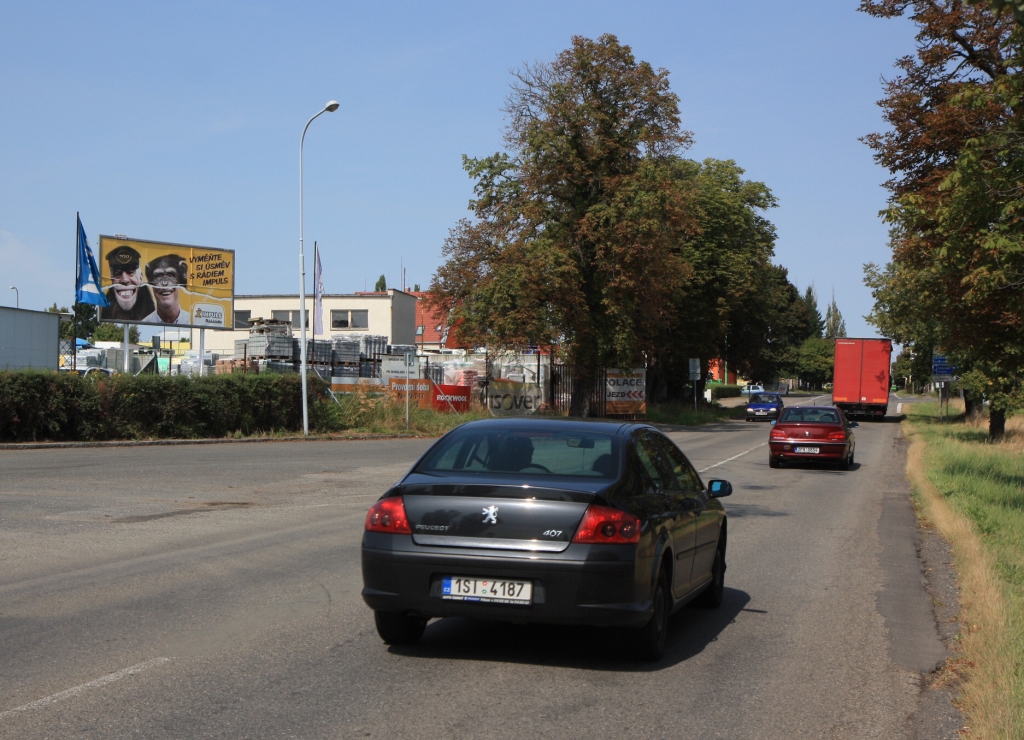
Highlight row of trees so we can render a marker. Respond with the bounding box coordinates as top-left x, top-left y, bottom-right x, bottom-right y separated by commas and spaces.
426, 35, 845, 412
860, 0, 1024, 438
